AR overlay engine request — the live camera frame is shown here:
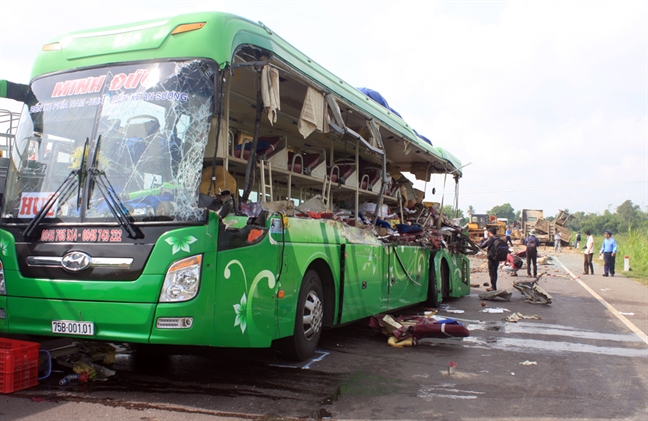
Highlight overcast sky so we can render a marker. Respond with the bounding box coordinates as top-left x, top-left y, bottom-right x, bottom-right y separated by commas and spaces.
1, 0, 646, 218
